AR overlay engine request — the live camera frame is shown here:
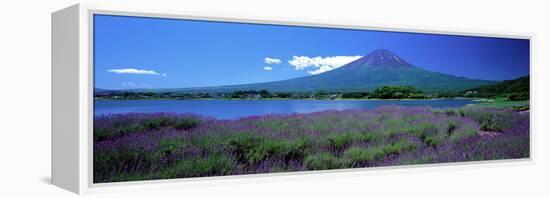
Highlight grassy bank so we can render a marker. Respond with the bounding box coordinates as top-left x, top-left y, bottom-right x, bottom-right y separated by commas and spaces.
93, 106, 529, 183
468, 98, 529, 111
